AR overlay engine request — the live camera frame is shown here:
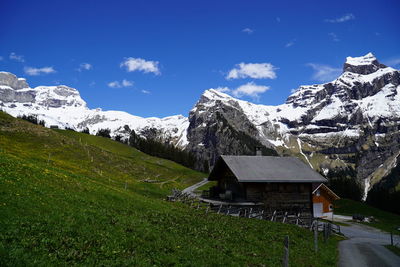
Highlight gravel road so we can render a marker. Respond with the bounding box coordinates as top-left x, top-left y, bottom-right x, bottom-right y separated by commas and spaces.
339, 223, 400, 267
